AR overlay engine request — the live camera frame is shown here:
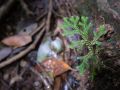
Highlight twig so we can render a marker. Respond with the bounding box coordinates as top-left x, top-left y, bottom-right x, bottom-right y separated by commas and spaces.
45, 0, 53, 33
0, 79, 10, 89
0, 26, 45, 69
36, 11, 47, 21
97, 0, 120, 20
54, 0, 78, 17
0, 0, 15, 20
19, 0, 34, 16
30, 21, 45, 36
30, 67, 52, 90
8, 18, 45, 58
52, 8, 64, 18
21, 61, 52, 89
